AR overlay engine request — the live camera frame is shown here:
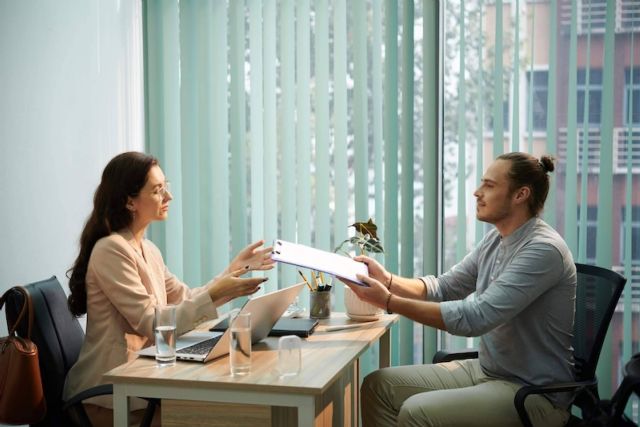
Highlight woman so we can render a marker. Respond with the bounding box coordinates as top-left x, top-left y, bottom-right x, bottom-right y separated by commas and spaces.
63, 152, 273, 426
